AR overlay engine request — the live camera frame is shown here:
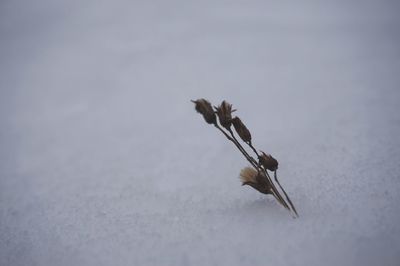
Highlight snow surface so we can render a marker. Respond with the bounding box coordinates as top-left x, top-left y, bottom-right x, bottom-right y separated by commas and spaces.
1, 0, 400, 265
